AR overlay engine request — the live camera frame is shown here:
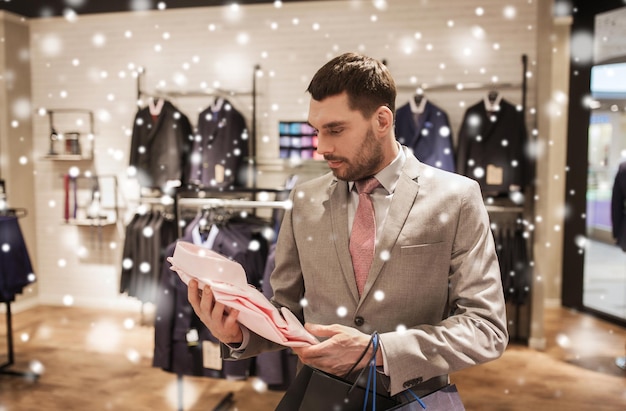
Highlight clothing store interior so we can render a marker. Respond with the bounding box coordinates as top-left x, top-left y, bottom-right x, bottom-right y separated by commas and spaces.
0, 0, 624, 410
